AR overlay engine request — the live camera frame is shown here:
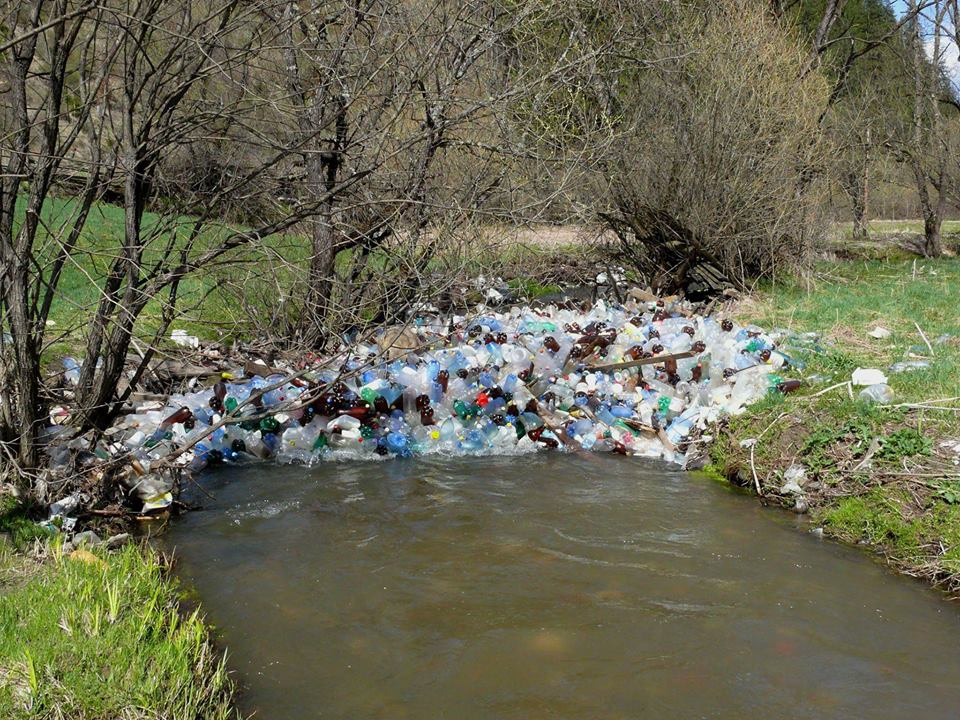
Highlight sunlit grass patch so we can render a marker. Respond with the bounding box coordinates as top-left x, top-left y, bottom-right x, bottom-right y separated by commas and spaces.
0, 544, 239, 720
